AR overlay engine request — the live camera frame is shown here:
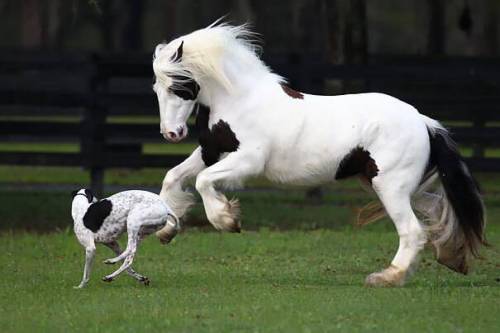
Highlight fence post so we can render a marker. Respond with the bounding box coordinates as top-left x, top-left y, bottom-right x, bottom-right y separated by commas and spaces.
81, 54, 106, 197
472, 119, 485, 159
81, 106, 106, 197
